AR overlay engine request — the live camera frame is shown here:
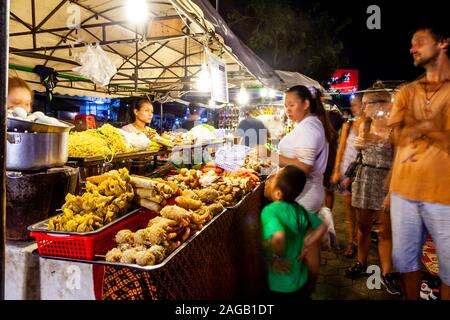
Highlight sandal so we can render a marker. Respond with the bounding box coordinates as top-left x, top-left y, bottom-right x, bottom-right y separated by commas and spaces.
343, 244, 357, 258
